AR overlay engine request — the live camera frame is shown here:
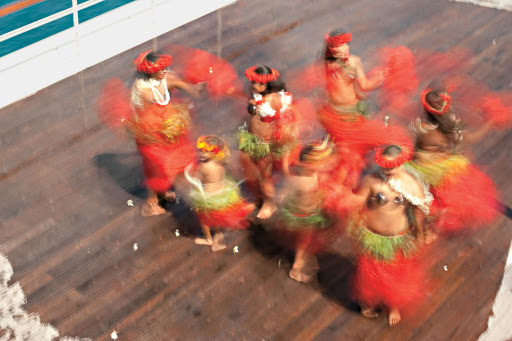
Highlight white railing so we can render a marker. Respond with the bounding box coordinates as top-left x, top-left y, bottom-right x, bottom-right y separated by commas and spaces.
0, 0, 236, 108
0, 0, 106, 44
